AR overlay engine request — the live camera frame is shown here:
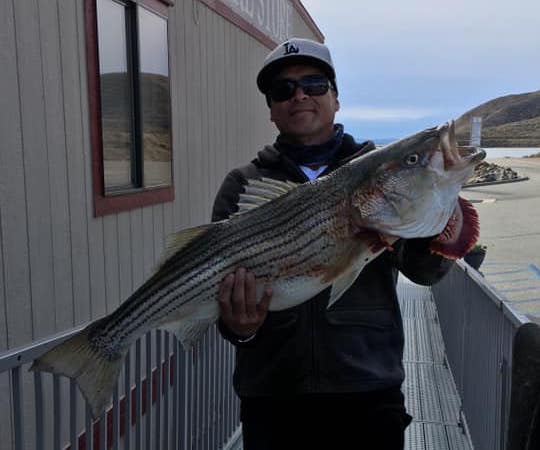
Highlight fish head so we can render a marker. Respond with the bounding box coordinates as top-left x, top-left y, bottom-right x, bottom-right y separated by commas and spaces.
348, 121, 485, 247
